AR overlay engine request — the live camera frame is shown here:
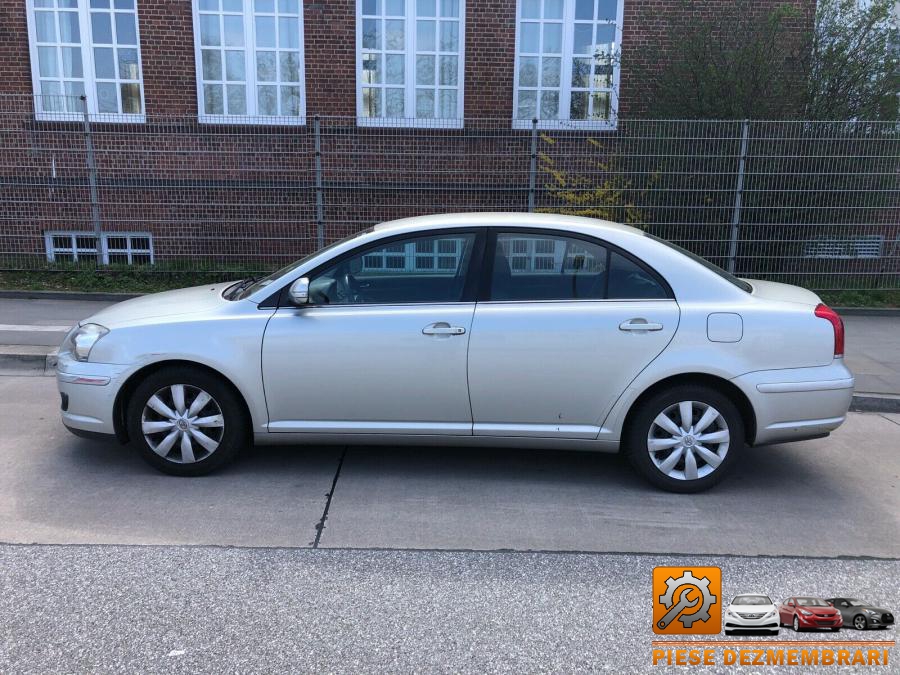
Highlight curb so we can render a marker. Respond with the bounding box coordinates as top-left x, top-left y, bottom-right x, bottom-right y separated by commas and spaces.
0, 290, 141, 301
0, 346, 58, 376
2, 344, 899, 414
835, 307, 900, 317
850, 393, 900, 414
